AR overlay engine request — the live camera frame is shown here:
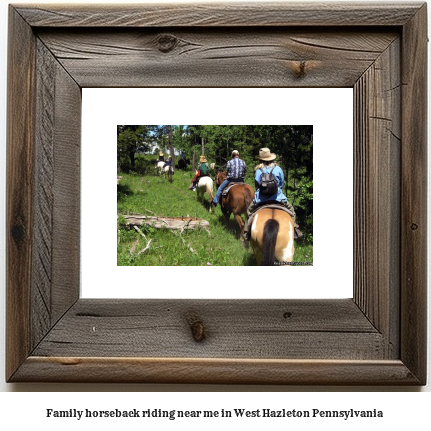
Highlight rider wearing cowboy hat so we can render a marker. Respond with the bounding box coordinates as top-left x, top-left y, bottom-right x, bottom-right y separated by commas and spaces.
243, 147, 297, 239
189, 155, 210, 190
